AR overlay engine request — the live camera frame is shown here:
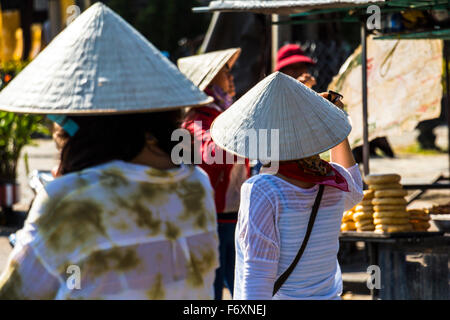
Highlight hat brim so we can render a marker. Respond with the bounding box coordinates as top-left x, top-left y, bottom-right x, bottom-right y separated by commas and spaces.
200, 48, 241, 91
276, 55, 315, 71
